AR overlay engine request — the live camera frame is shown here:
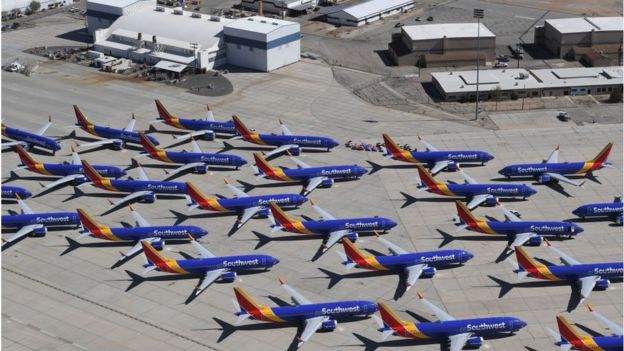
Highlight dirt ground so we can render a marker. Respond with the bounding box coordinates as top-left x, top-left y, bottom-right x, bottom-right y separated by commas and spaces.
482, 0, 623, 16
